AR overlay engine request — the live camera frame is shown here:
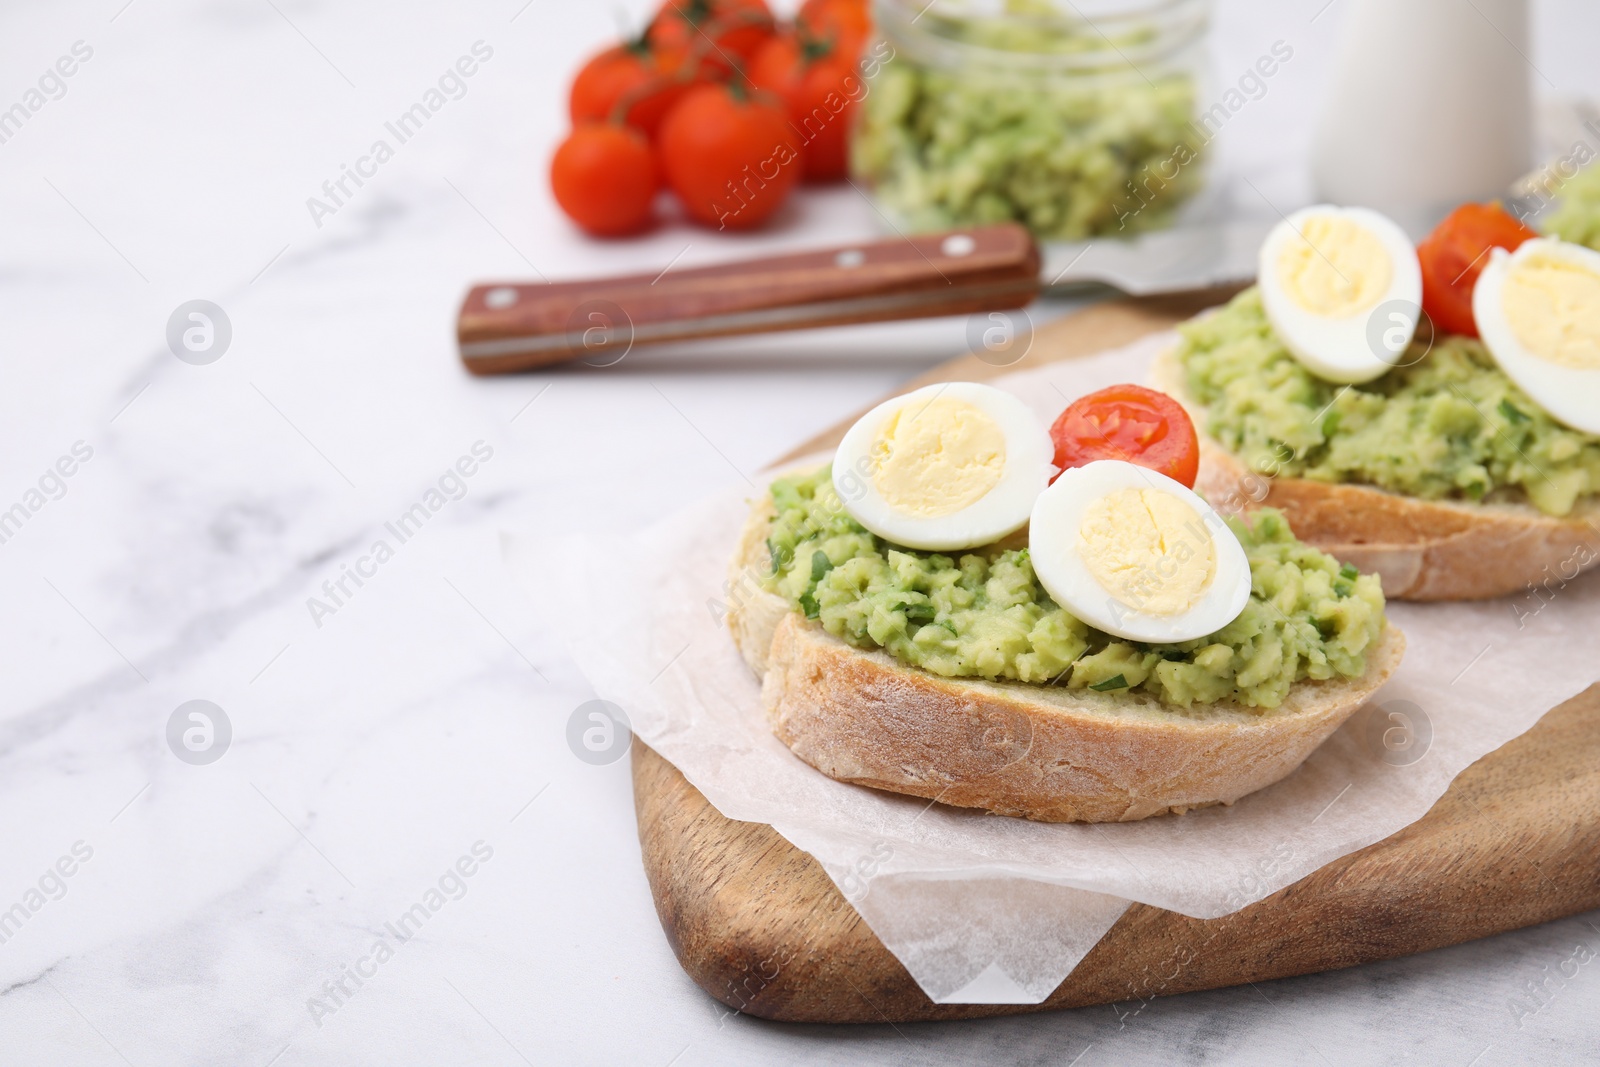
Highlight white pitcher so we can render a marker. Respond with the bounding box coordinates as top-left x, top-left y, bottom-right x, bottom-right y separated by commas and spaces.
1309, 0, 1533, 226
